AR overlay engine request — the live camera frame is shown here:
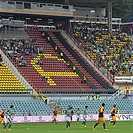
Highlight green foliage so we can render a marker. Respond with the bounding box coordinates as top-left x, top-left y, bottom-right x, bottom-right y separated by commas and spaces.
112, 0, 133, 22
